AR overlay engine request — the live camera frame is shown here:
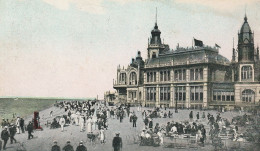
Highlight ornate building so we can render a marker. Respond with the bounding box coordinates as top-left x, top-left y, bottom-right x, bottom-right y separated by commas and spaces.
109, 15, 260, 110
